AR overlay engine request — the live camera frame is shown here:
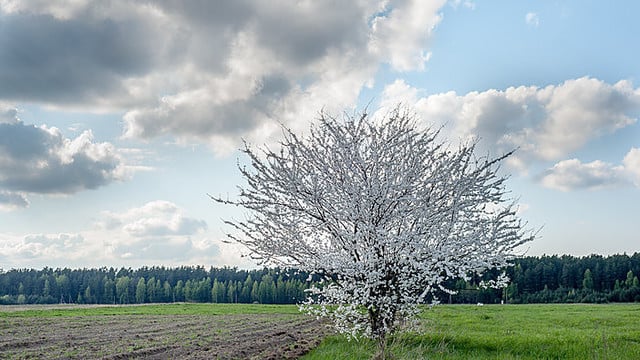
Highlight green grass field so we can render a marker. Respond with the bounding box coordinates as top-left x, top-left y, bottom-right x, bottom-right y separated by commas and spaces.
303, 303, 640, 359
